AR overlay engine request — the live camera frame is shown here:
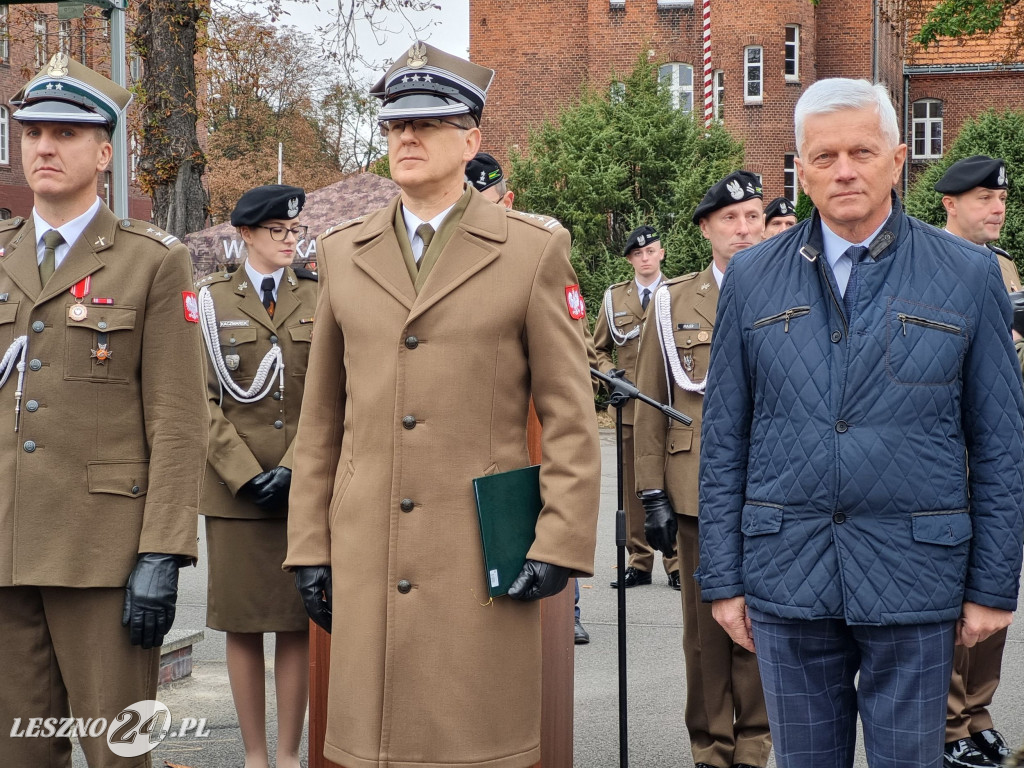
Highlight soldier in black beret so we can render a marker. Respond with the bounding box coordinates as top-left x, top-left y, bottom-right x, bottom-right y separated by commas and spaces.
763, 196, 798, 238
938, 154, 1021, 767
466, 152, 513, 208
692, 170, 764, 225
